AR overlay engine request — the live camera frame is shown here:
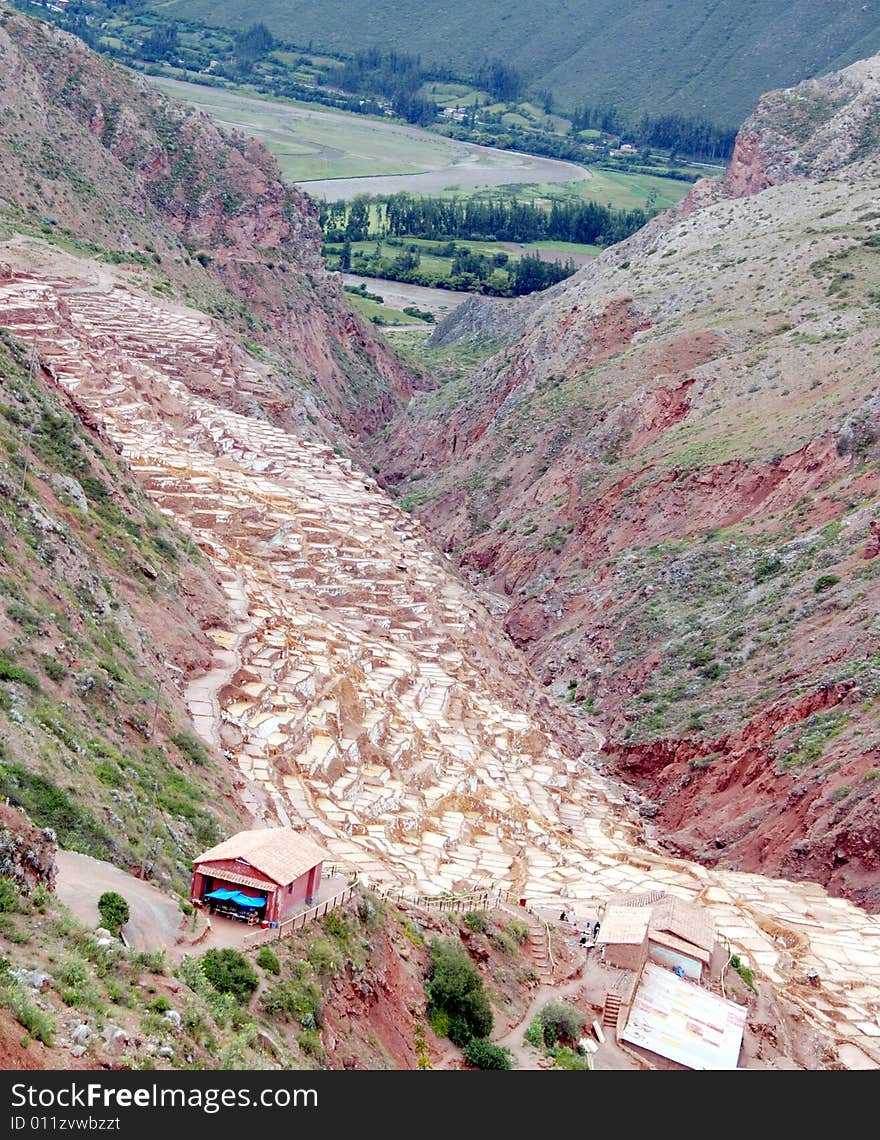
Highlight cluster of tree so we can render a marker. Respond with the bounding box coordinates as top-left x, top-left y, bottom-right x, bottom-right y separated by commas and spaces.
473, 58, 524, 102
140, 24, 179, 64
360, 191, 652, 246
332, 48, 440, 126
571, 103, 736, 161
233, 23, 275, 69
332, 235, 575, 298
